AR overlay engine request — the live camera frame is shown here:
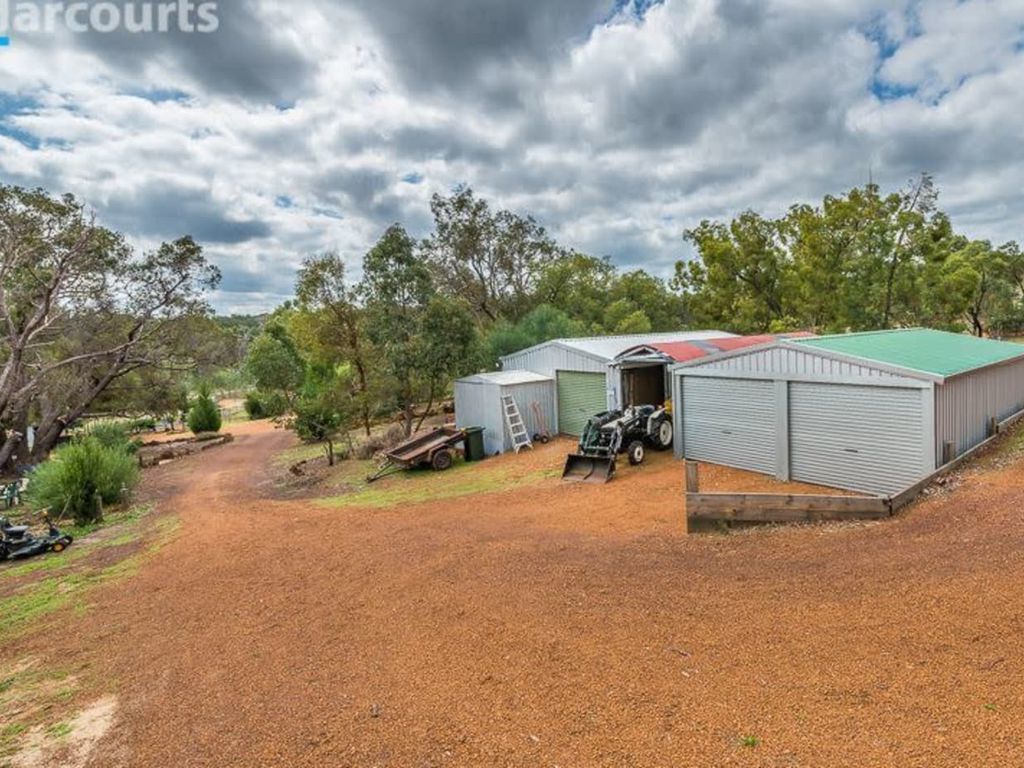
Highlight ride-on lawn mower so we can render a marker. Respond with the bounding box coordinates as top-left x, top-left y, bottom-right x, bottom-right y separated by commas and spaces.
562, 405, 673, 483
0, 514, 74, 562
